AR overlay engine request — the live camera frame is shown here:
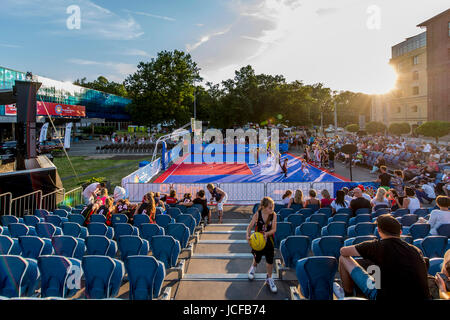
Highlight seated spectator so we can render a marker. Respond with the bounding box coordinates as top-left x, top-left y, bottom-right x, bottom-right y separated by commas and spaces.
416, 179, 436, 204
96, 188, 108, 205
331, 190, 350, 214
335, 214, 430, 300
180, 190, 211, 224
358, 185, 372, 202
370, 155, 386, 174
349, 188, 371, 216
435, 250, 450, 300
387, 189, 402, 211
320, 189, 334, 208
390, 170, 405, 197
165, 189, 178, 205
287, 189, 304, 209
134, 192, 156, 223
282, 190, 293, 206
402, 187, 421, 214
153, 192, 166, 211
417, 195, 450, 235
181, 193, 193, 204
370, 188, 389, 211
376, 166, 391, 189
81, 199, 103, 226
97, 197, 114, 226
304, 189, 321, 208
342, 187, 353, 203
